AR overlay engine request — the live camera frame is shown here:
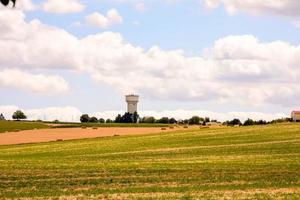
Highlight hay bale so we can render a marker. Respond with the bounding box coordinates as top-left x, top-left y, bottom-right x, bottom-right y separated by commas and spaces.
56, 139, 63, 142
81, 126, 87, 129
92, 127, 98, 130
169, 127, 174, 129
184, 126, 188, 129
161, 128, 167, 130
